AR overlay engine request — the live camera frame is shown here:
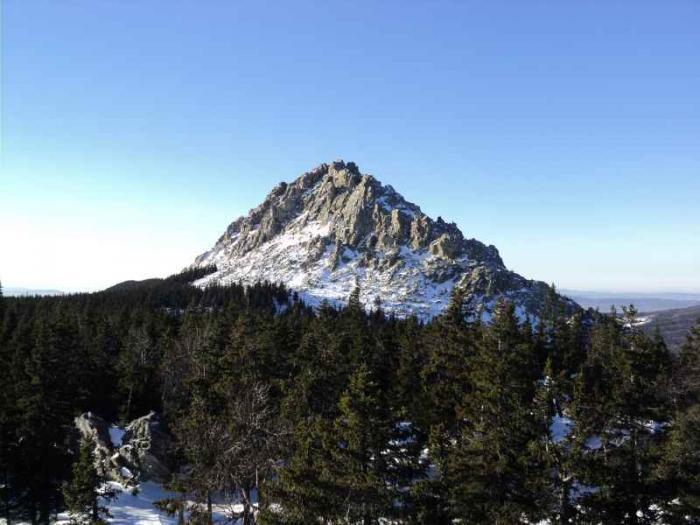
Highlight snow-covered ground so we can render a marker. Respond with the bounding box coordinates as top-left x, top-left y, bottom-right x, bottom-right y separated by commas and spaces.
52, 482, 178, 525
195, 216, 466, 320
102, 482, 178, 525
54, 481, 240, 525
